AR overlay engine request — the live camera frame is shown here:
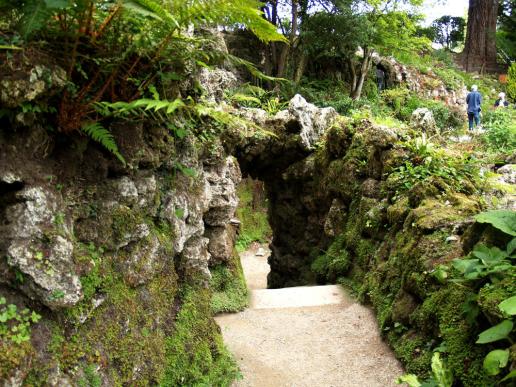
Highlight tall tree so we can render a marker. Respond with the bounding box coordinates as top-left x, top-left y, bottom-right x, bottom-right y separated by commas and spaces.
431, 15, 465, 50
462, 0, 500, 72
